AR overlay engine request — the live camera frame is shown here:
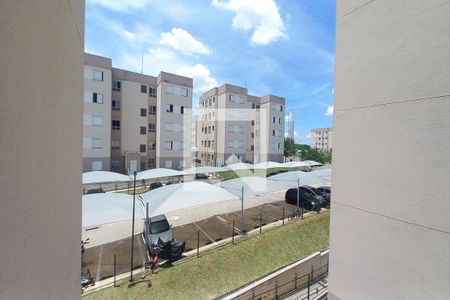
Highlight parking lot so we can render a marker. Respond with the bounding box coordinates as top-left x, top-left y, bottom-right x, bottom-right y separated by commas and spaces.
82, 200, 303, 281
